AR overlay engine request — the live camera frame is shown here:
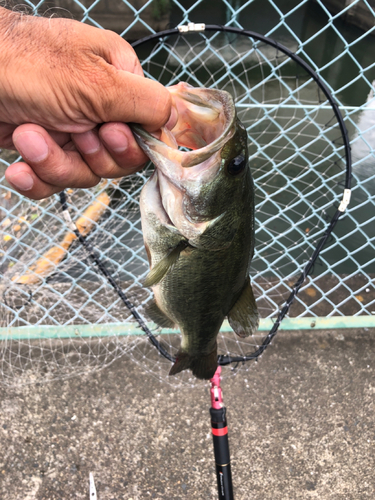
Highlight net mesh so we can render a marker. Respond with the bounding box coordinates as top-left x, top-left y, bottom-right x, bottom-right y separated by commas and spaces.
1, 0, 374, 386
